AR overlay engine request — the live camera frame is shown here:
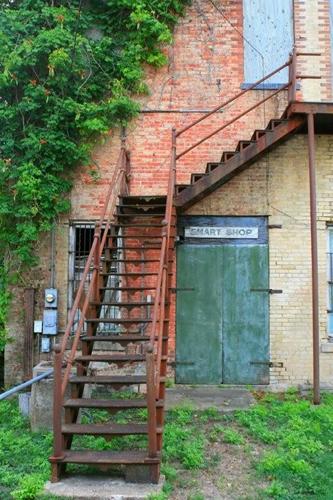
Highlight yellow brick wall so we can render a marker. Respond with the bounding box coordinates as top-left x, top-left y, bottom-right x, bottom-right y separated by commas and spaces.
294, 0, 332, 101
187, 134, 333, 389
